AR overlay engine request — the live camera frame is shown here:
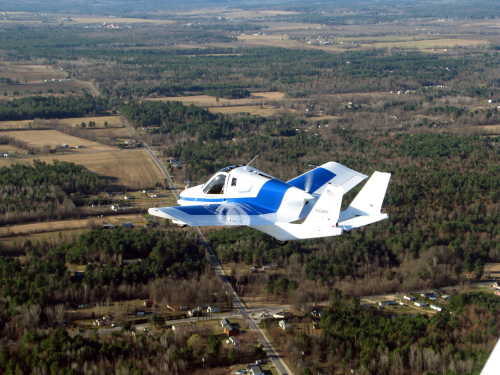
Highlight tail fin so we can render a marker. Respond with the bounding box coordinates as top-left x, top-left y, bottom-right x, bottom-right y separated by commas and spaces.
304, 184, 344, 225
338, 171, 391, 230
